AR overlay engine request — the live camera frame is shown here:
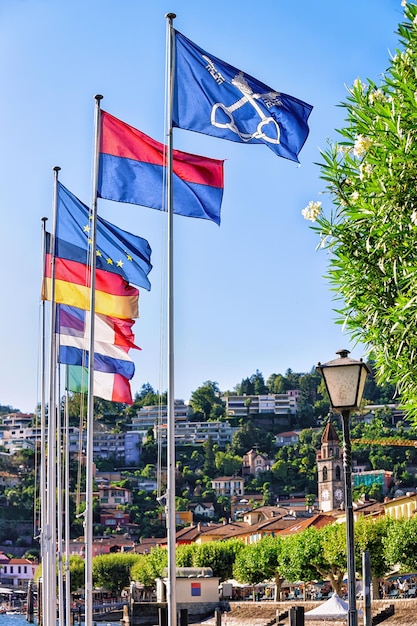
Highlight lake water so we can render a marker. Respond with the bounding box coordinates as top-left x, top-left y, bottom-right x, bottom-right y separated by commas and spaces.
0, 617, 121, 626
